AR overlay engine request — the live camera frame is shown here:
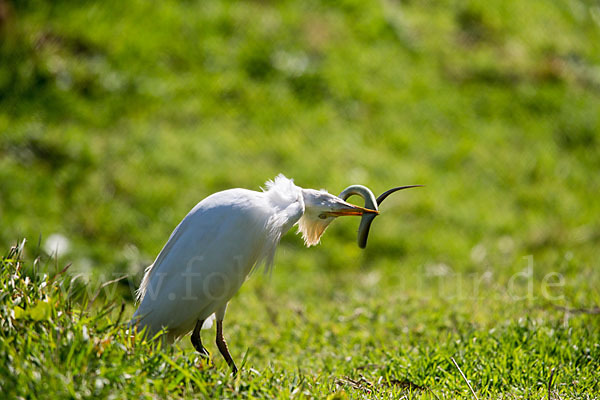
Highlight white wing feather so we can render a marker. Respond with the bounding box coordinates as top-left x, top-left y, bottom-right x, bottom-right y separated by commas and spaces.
132, 185, 303, 342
